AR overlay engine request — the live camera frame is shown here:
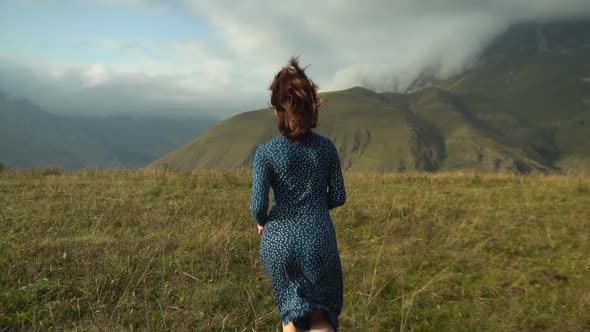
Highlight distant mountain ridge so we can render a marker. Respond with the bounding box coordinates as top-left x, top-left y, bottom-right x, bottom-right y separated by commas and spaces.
0, 94, 217, 169
152, 18, 590, 174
